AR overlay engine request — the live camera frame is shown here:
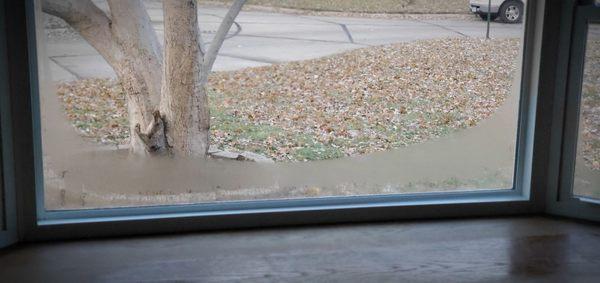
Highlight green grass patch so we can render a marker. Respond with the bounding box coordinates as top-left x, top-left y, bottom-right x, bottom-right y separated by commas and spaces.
291, 135, 345, 161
